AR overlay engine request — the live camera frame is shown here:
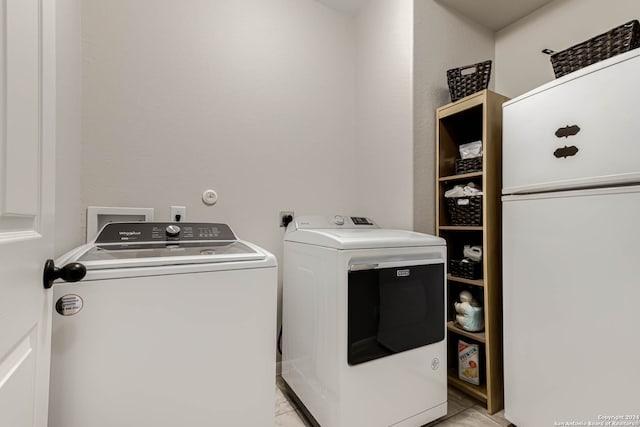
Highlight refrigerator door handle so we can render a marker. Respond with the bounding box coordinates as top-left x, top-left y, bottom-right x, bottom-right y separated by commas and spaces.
554, 145, 579, 159
555, 124, 581, 138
